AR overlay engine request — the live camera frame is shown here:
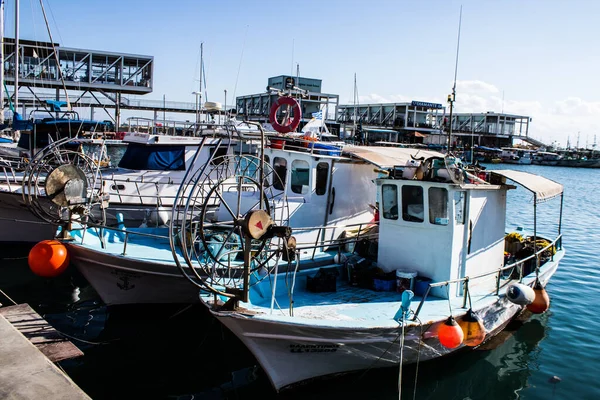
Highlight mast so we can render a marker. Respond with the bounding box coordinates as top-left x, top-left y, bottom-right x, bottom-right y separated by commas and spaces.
14, 0, 18, 116
353, 73, 357, 140
0, 0, 4, 124
447, 5, 462, 153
